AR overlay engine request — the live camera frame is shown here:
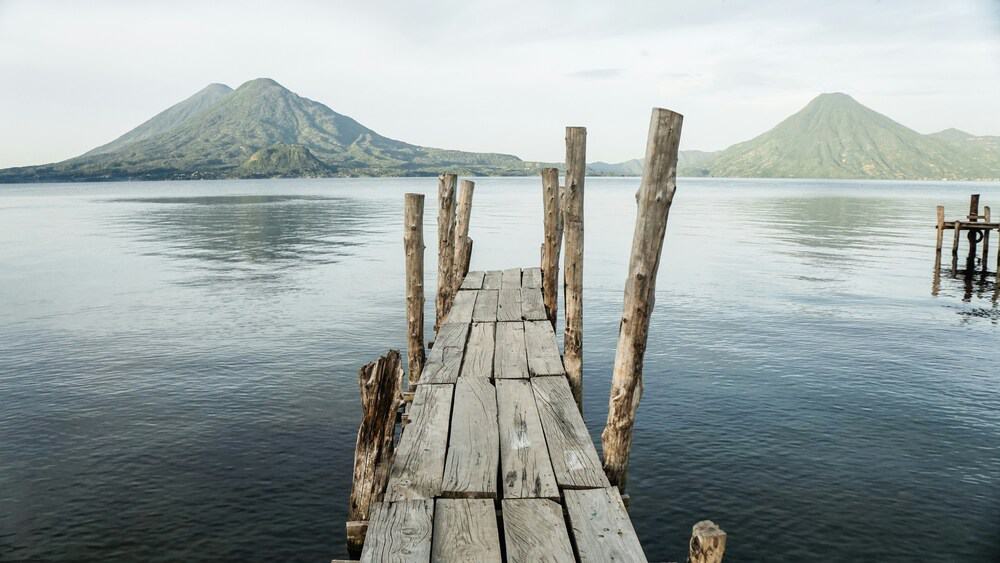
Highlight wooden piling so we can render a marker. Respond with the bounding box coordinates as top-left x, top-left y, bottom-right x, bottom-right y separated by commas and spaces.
934, 205, 945, 270
951, 220, 961, 270
541, 168, 563, 325
601, 107, 683, 489
452, 180, 475, 293
435, 173, 458, 332
689, 520, 727, 563
404, 193, 426, 385
563, 127, 586, 411
982, 206, 991, 270
347, 350, 404, 557
967, 194, 980, 268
